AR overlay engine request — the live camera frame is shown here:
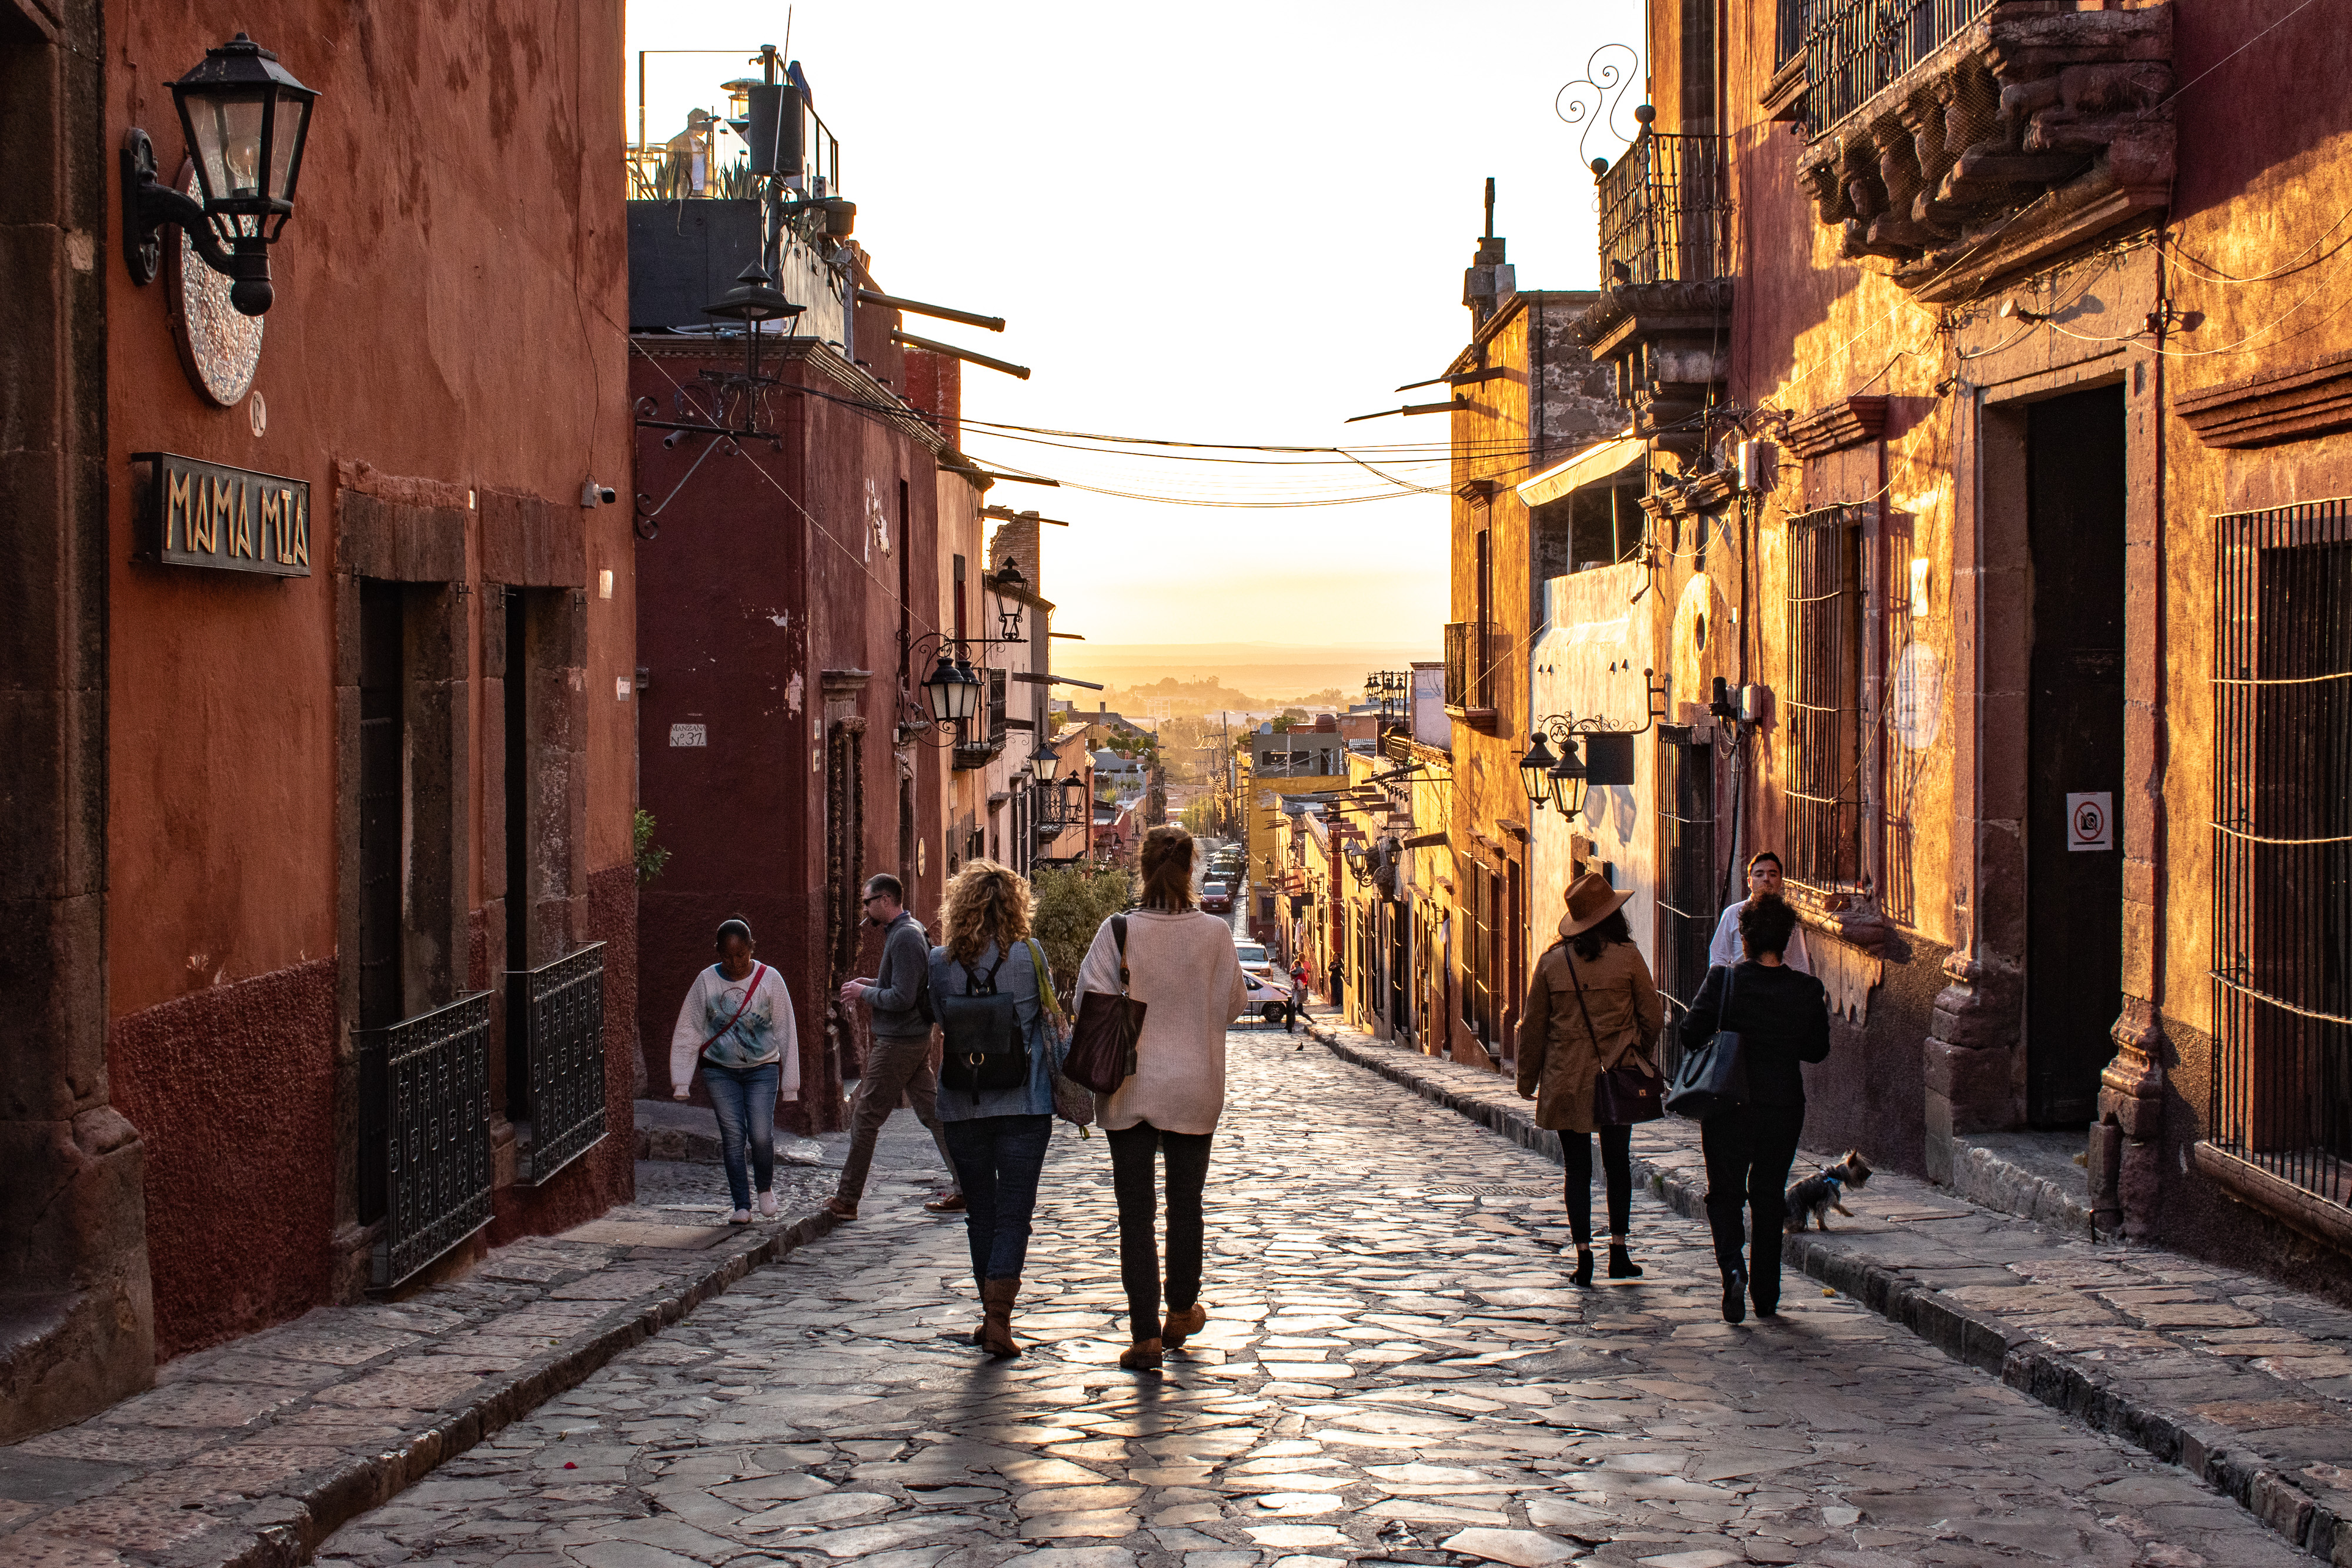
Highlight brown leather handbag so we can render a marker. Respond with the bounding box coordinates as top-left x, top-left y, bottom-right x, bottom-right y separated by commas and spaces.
1064, 915, 1146, 1095
1566, 947, 1665, 1125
